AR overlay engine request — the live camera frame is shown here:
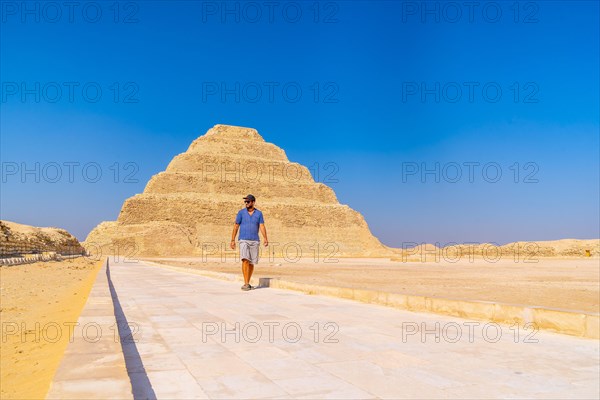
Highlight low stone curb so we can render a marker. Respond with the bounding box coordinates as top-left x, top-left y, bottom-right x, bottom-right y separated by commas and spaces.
47, 260, 132, 399
0, 254, 83, 266
146, 261, 600, 340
